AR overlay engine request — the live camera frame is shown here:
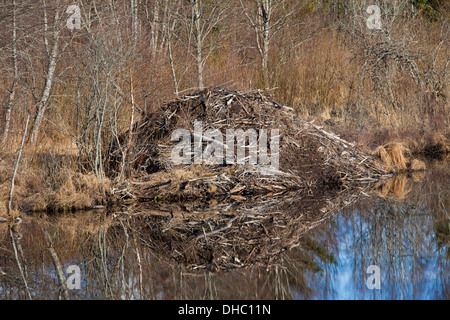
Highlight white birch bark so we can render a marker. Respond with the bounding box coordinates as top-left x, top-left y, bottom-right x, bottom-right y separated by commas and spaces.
1, 0, 18, 145
29, 10, 61, 144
